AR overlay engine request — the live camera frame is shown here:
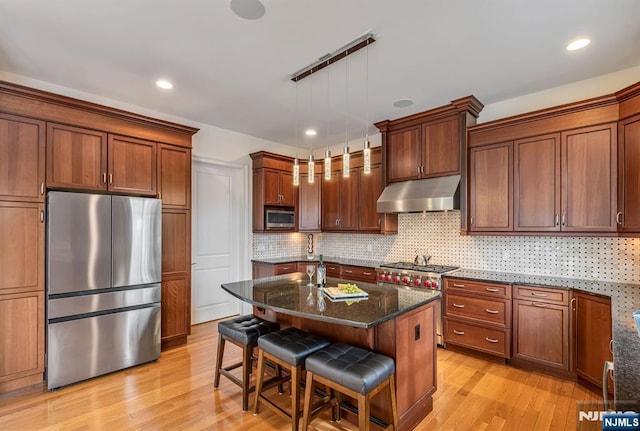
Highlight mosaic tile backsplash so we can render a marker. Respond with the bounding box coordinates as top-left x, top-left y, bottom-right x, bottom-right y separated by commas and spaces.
253, 212, 640, 283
